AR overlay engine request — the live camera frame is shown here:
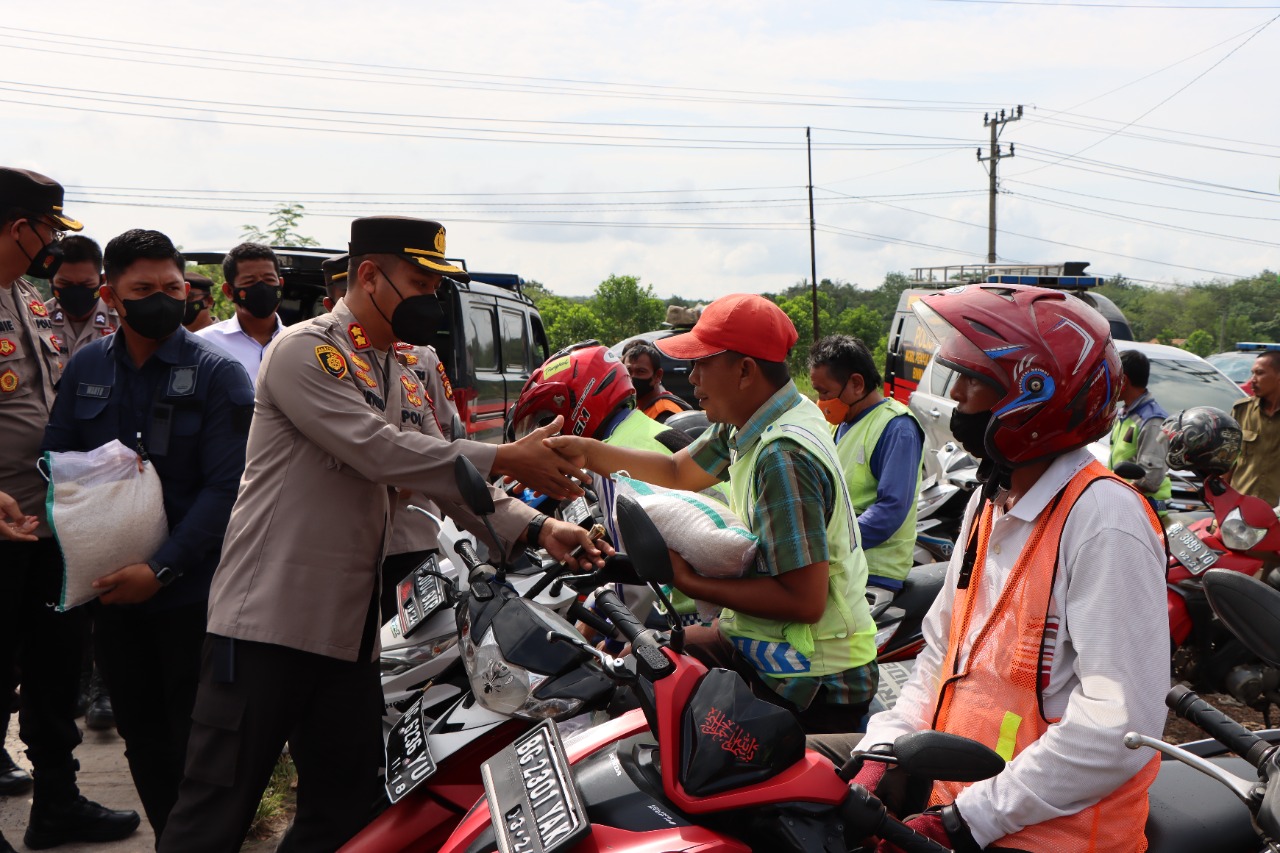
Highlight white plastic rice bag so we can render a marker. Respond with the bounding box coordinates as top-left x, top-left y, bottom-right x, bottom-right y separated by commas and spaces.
43, 439, 169, 611
600, 474, 758, 577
